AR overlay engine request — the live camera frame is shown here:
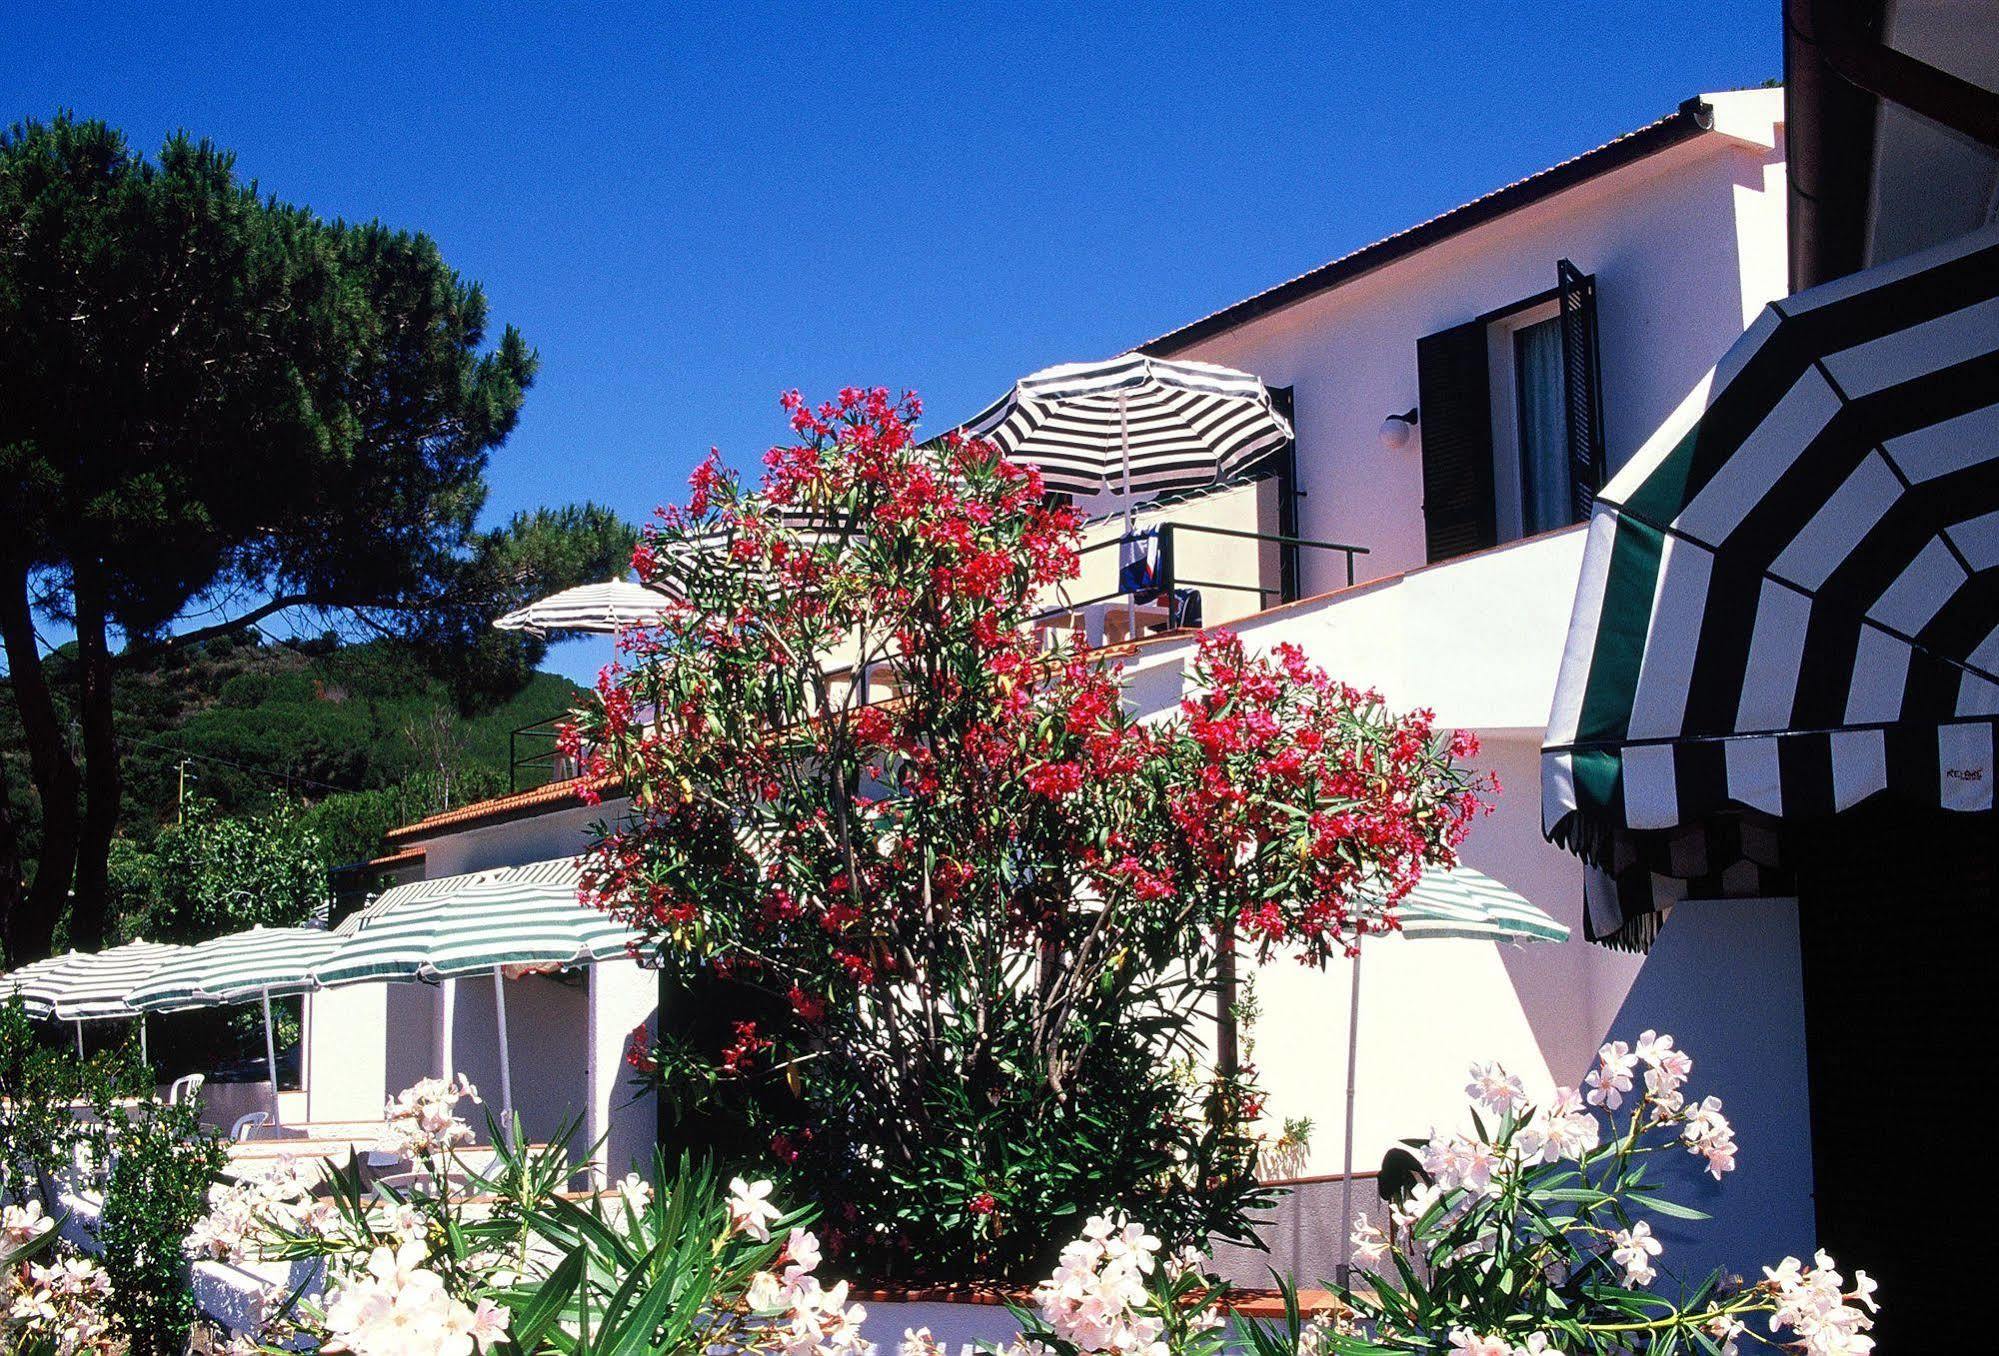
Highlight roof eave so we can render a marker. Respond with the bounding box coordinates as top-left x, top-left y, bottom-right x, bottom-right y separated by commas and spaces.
1139, 98, 1718, 357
